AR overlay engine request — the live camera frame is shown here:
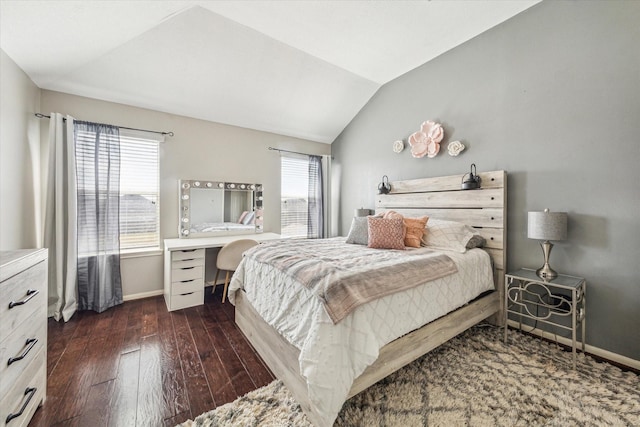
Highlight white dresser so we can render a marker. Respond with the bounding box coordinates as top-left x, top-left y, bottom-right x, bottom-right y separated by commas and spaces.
163, 247, 206, 311
0, 249, 48, 427
163, 233, 280, 311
